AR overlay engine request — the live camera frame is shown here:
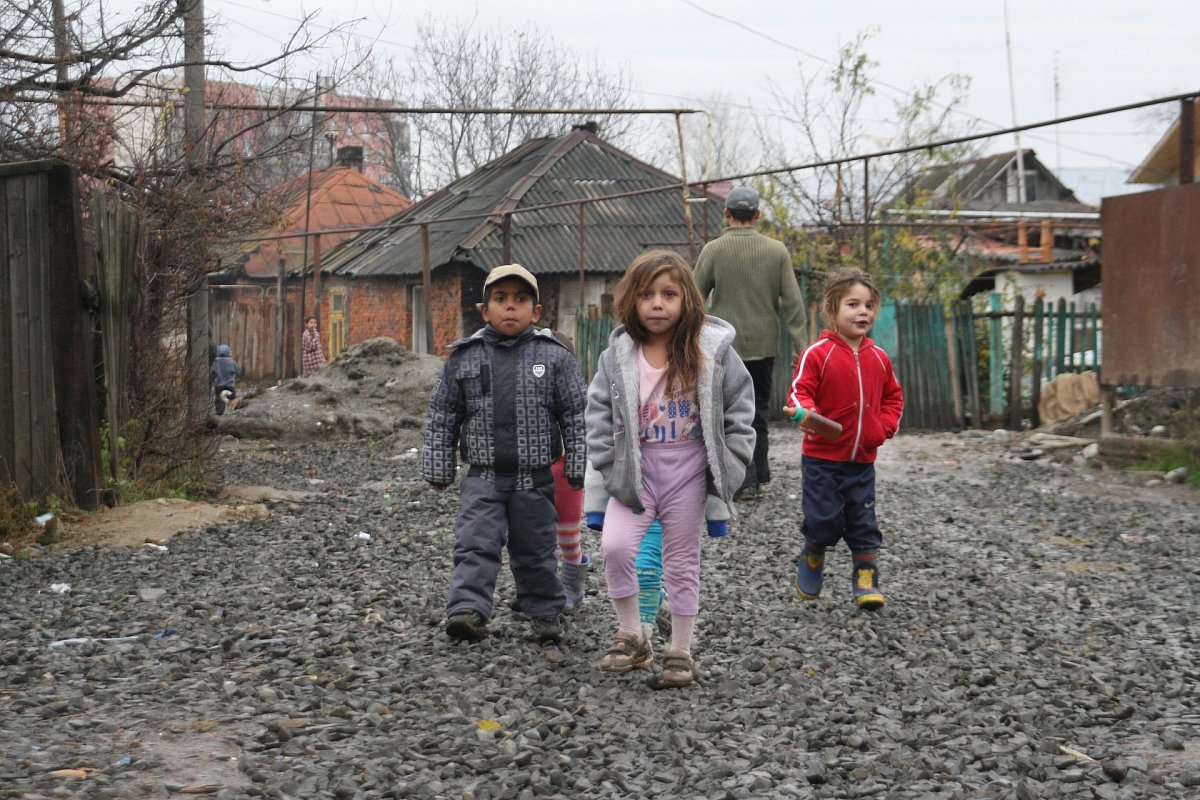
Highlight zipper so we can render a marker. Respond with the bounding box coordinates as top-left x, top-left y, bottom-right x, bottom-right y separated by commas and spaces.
851, 350, 864, 460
